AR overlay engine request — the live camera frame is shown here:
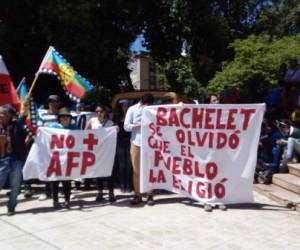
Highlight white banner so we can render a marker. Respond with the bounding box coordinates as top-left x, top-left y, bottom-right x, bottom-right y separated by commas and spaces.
23, 127, 117, 181
141, 104, 265, 204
